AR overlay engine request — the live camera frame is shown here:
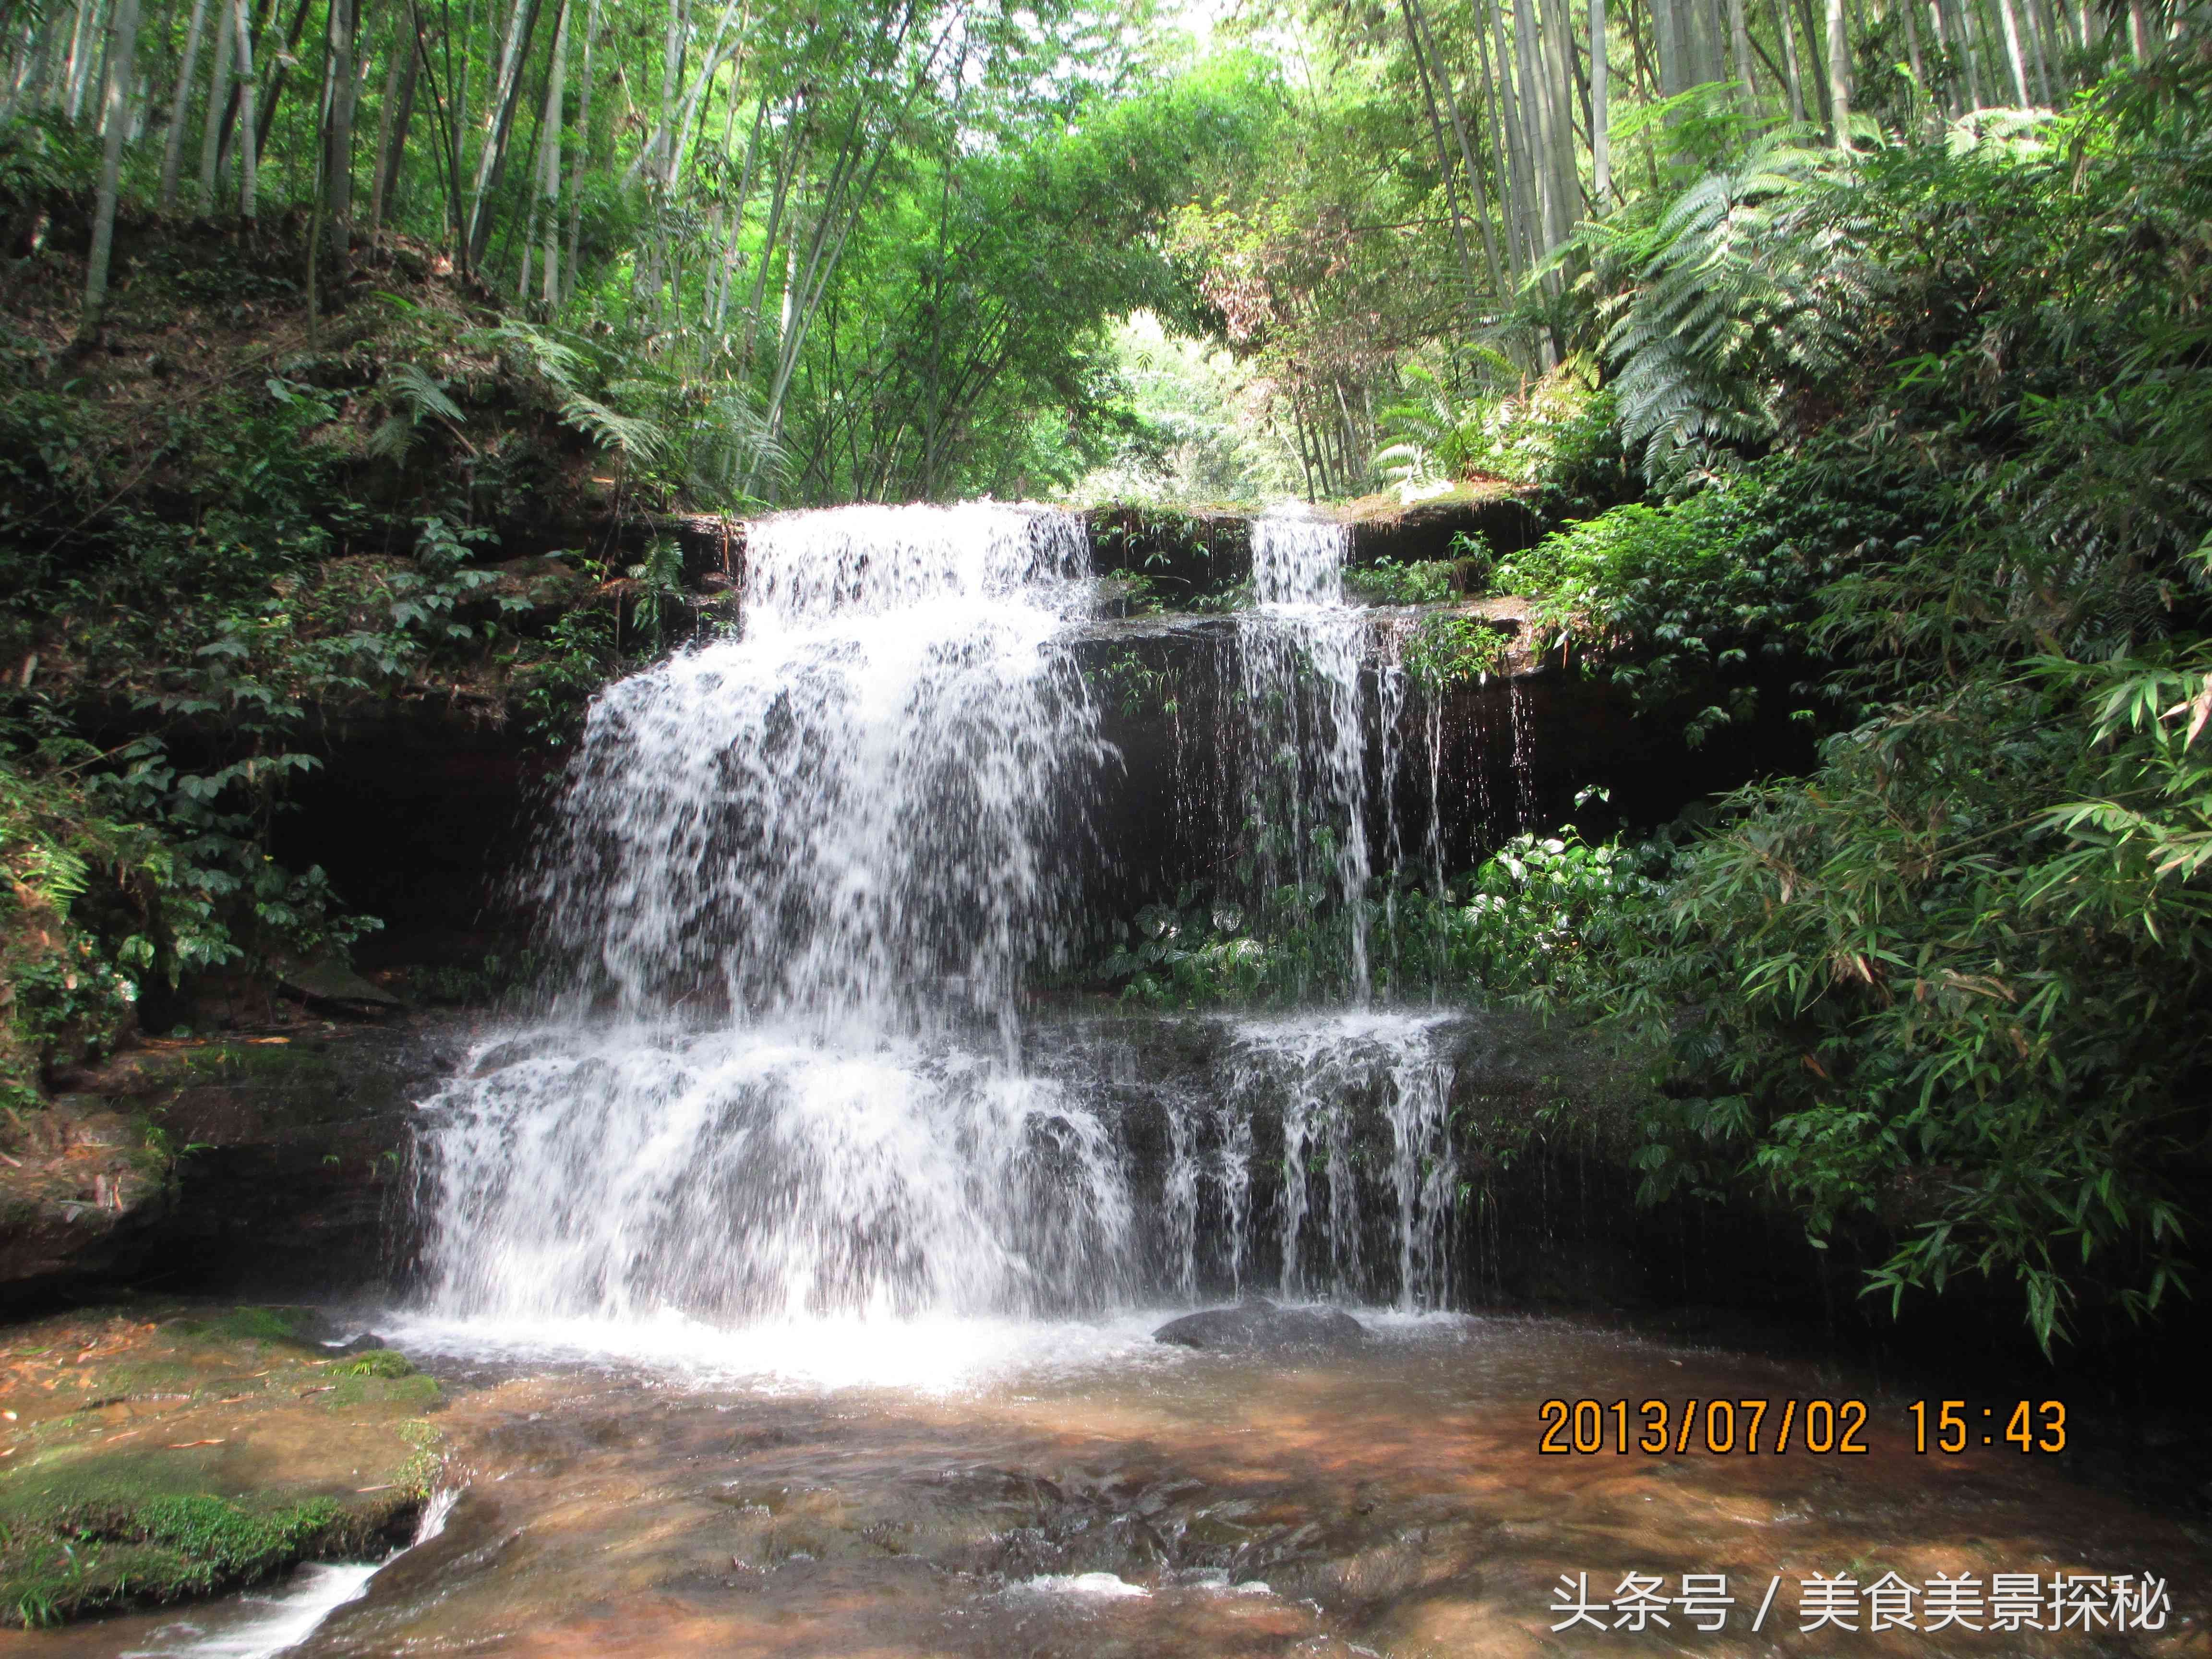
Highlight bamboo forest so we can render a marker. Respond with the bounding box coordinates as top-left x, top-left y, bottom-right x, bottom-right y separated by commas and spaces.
2, 0, 2211, 1641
